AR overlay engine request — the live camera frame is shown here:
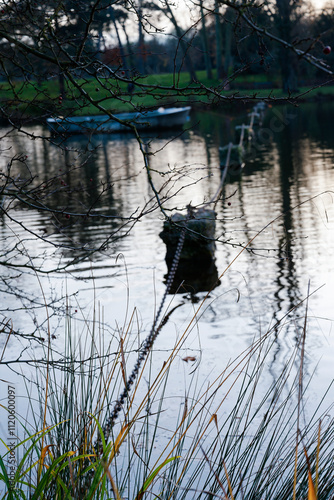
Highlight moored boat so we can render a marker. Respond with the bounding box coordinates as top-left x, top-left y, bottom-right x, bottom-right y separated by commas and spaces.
47, 106, 191, 134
